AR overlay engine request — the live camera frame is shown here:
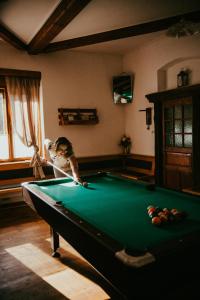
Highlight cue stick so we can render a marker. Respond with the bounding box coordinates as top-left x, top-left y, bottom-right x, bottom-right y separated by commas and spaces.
46, 160, 83, 186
